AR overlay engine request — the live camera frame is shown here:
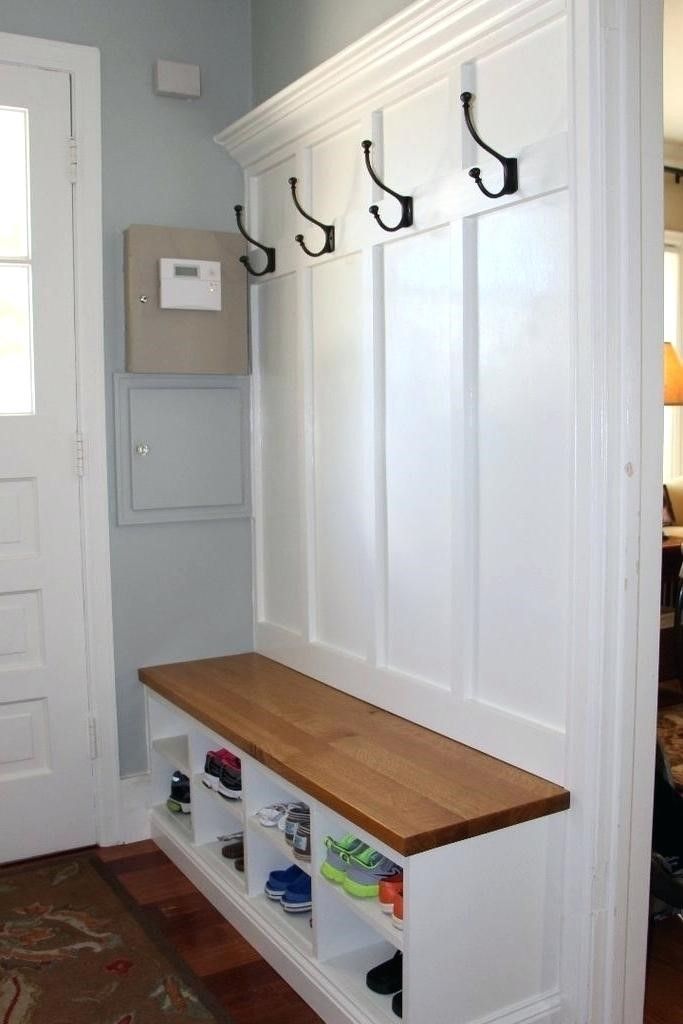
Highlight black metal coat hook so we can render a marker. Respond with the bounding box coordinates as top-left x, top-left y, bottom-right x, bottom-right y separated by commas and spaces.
288, 177, 335, 257
460, 92, 518, 199
361, 140, 413, 232
234, 205, 276, 276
